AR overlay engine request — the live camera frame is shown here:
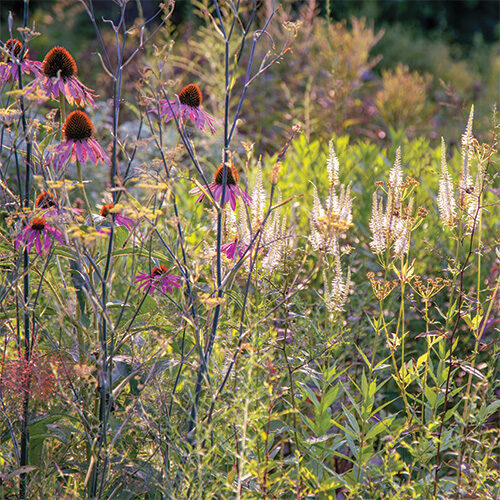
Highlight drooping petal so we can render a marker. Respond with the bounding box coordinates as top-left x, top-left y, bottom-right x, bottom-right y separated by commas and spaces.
43, 230, 51, 253
228, 186, 236, 211
34, 232, 42, 256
